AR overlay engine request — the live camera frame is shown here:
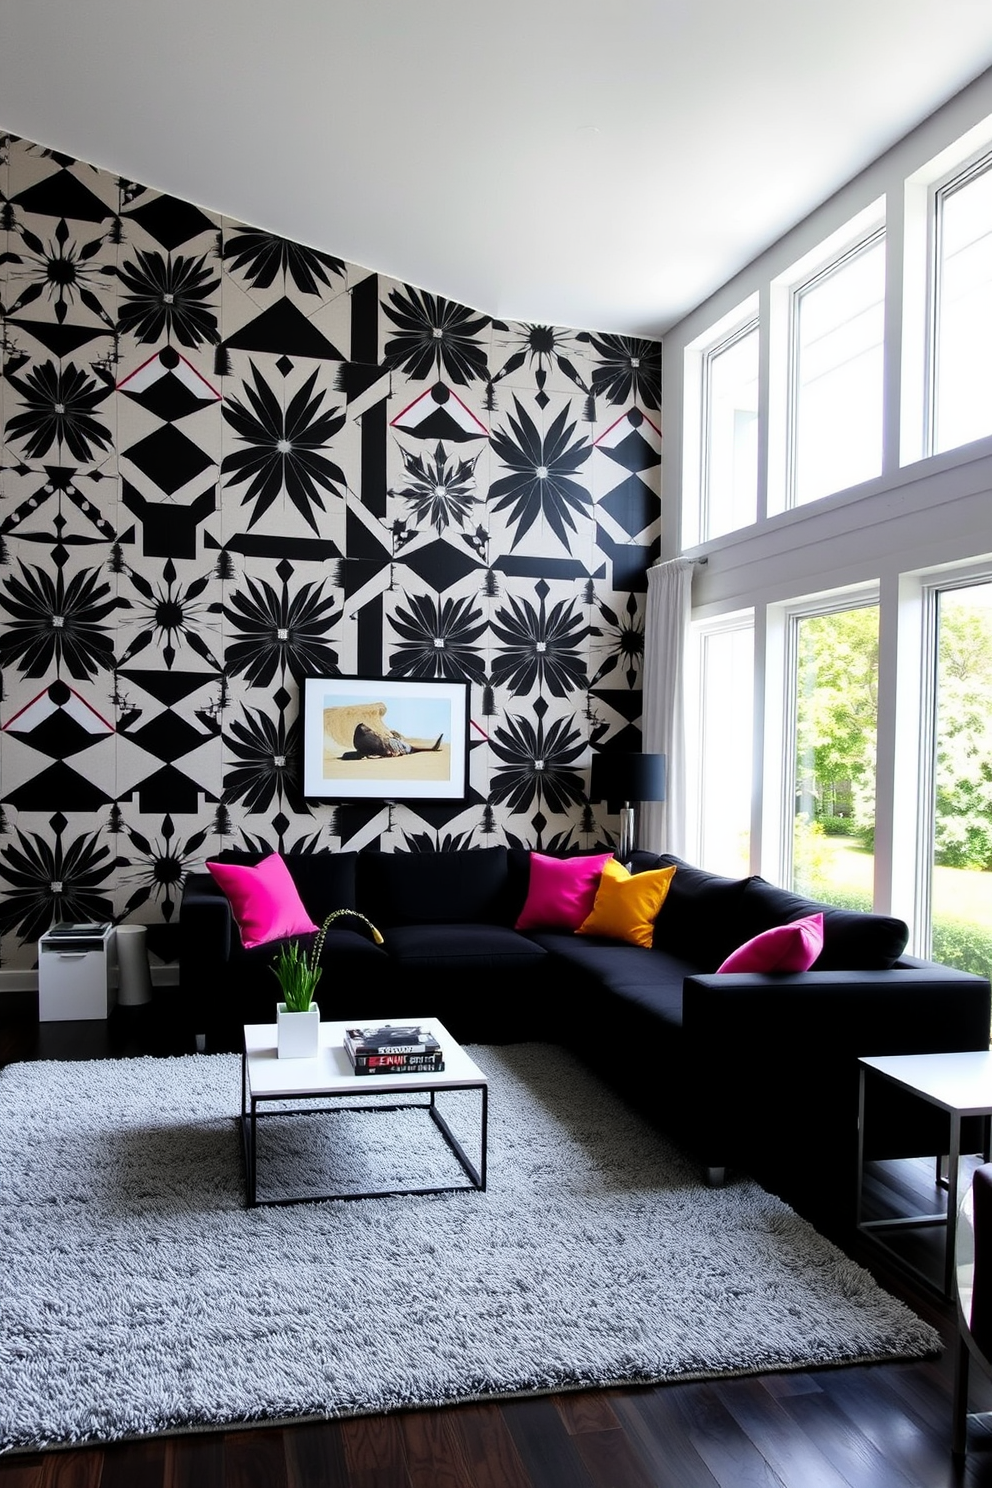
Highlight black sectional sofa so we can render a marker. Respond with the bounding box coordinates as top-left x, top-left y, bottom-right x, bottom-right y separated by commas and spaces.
179, 845, 992, 1226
